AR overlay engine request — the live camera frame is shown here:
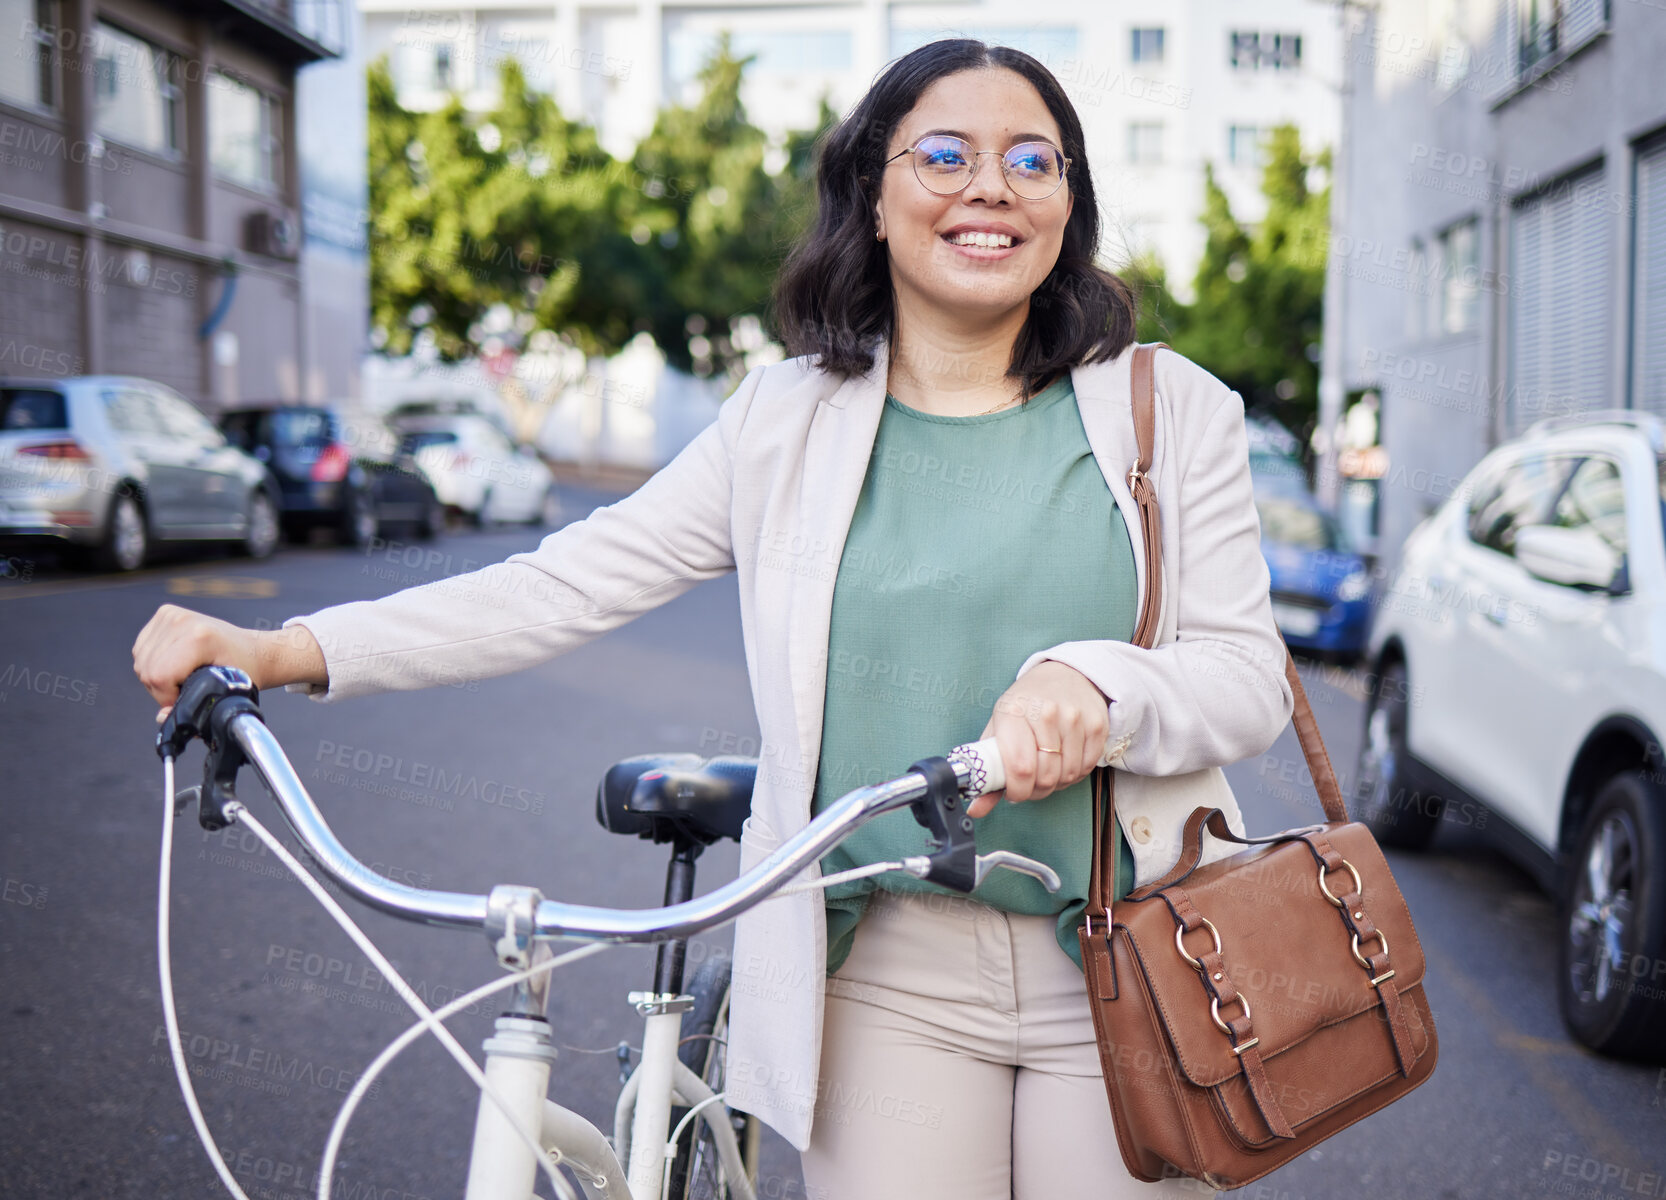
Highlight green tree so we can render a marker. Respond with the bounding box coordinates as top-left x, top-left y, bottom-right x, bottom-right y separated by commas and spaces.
366, 41, 833, 382
630, 35, 835, 377
1136, 125, 1329, 440
367, 58, 646, 362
